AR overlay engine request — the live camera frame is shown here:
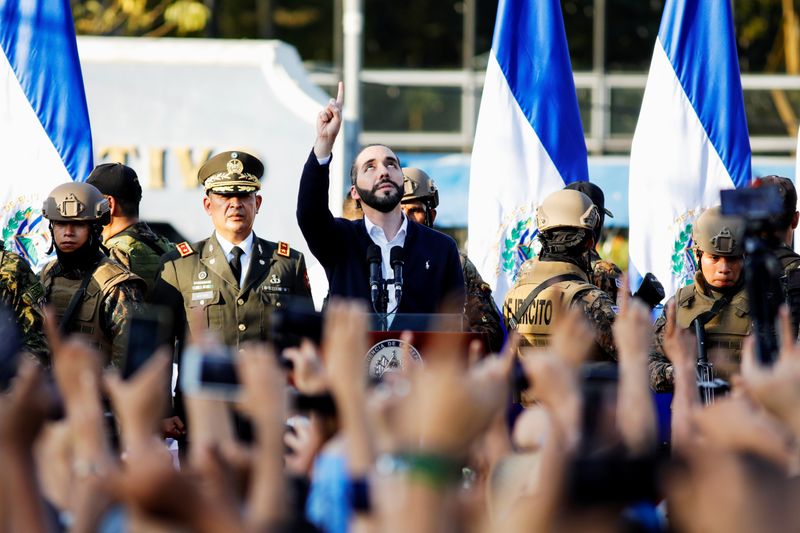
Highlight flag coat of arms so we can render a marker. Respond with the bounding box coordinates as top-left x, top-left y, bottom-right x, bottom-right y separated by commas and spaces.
628, 0, 751, 299
1, 0, 93, 268
467, 0, 588, 307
